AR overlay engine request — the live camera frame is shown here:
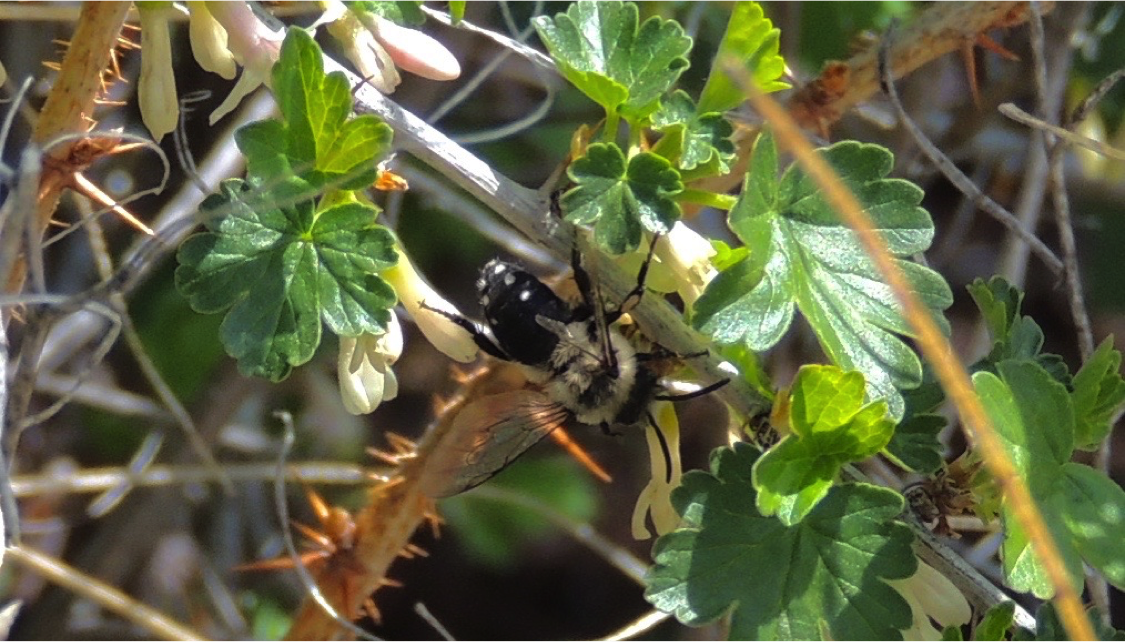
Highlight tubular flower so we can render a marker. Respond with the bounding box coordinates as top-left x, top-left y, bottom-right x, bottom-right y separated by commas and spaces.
337, 315, 404, 415
886, 560, 972, 640
326, 8, 401, 93
322, 0, 460, 94
186, 1, 236, 80
654, 221, 718, 305
137, 2, 179, 142
631, 401, 683, 540
382, 248, 477, 363
207, 0, 285, 124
